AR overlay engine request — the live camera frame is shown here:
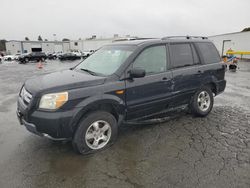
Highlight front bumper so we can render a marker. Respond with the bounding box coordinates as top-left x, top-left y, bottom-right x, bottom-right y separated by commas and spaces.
16, 110, 69, 140
17, 95, 74, 140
